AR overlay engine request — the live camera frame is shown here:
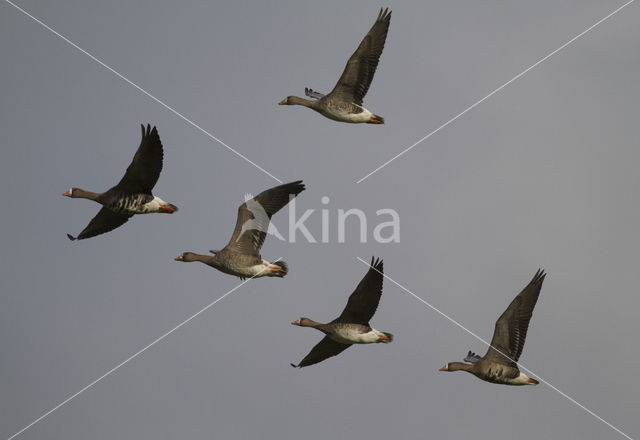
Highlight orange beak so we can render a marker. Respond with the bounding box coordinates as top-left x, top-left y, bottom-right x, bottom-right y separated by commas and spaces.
439, 365, 448, 371
278, 99, 287, 105
159, 205, 176, 213
63, 190, 72, 197
291, 319, 300, 325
